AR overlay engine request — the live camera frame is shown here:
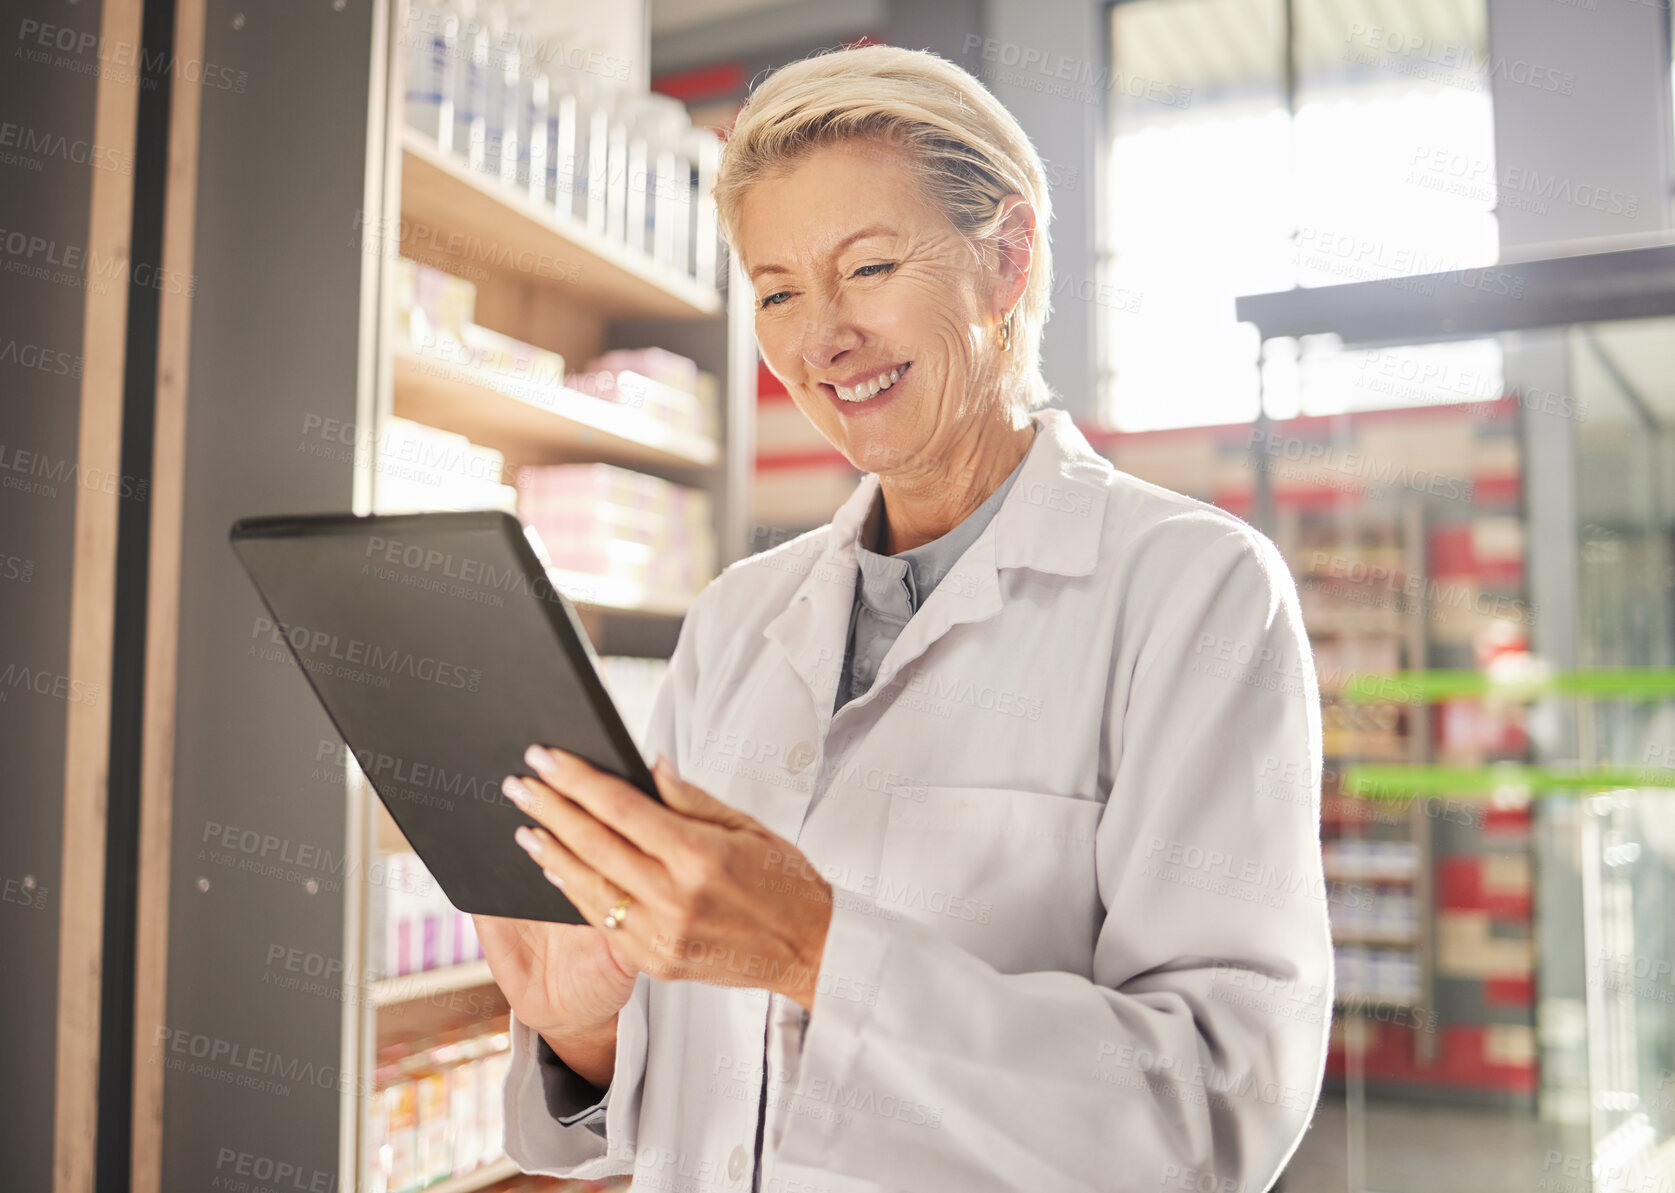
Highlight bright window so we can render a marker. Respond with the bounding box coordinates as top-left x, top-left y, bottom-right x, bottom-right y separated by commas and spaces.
1102, 0, 1499, 430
